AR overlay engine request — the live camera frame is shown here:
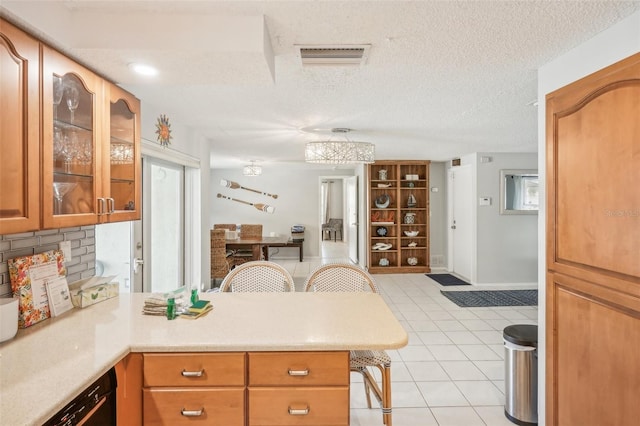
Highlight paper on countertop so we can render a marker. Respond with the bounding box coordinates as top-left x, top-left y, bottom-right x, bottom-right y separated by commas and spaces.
69, 275, 118, 291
